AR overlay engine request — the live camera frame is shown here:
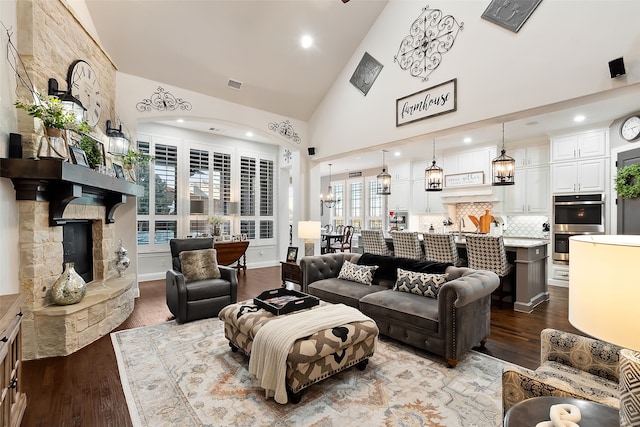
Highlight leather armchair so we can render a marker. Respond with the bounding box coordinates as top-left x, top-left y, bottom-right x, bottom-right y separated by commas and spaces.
166, 238, 238, 324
